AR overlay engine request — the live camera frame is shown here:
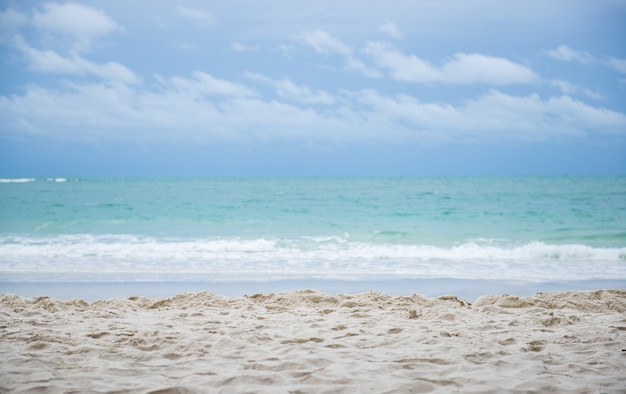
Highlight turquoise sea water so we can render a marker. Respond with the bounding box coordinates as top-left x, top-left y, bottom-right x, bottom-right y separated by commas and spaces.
1, 176, 625, 283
